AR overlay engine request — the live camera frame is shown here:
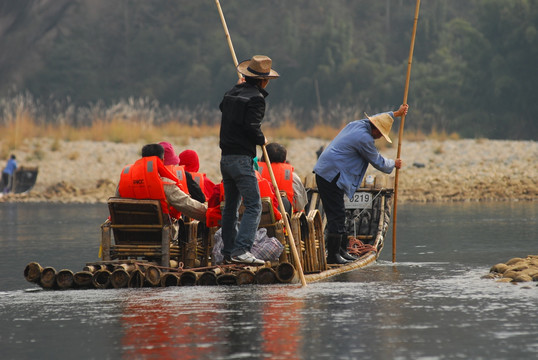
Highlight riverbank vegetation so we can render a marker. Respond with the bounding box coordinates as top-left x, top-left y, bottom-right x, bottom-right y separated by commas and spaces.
0, 0, 536, 140
0, 94, 461, 159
